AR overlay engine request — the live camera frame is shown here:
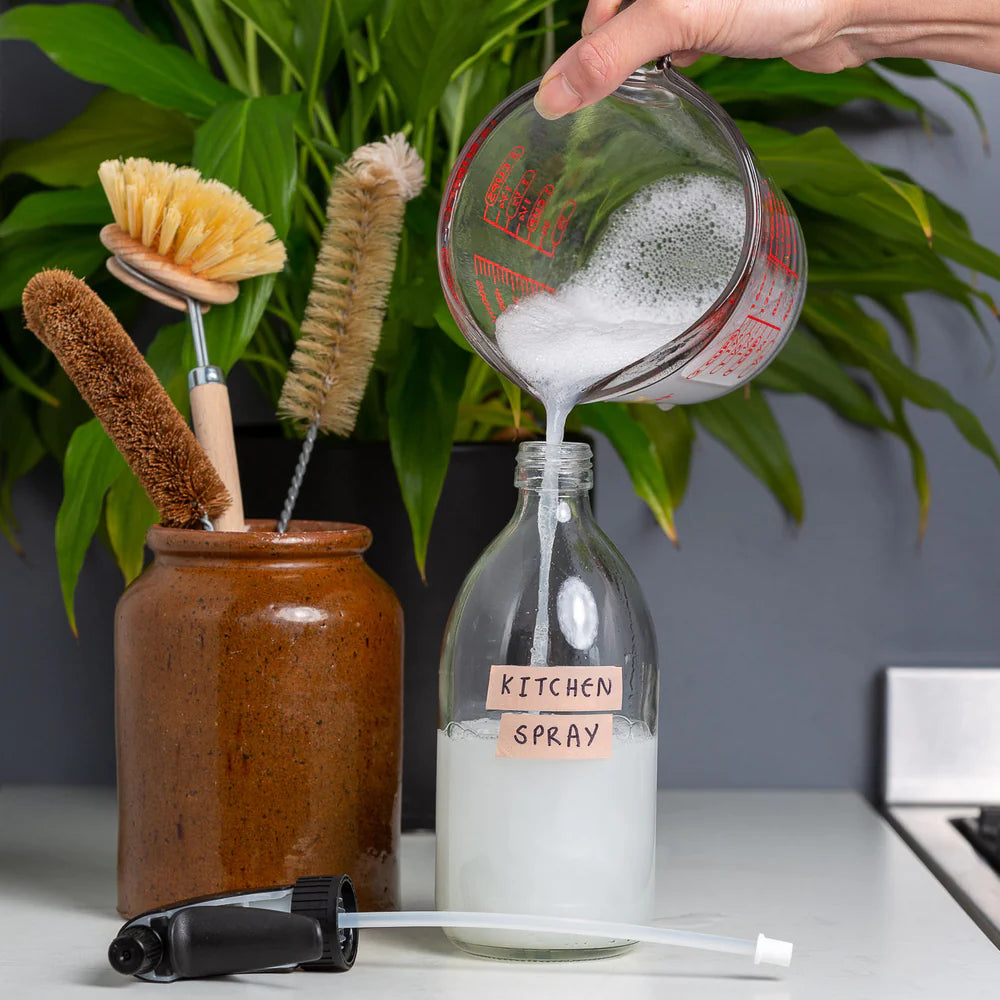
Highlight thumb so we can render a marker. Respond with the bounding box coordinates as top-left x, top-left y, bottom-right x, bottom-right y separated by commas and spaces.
534, 3, 681, 120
